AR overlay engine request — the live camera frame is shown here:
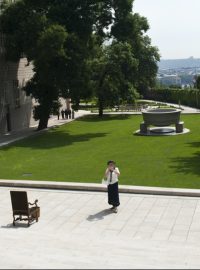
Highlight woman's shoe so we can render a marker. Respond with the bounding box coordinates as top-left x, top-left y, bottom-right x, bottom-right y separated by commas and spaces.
113, 207, 118, 213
